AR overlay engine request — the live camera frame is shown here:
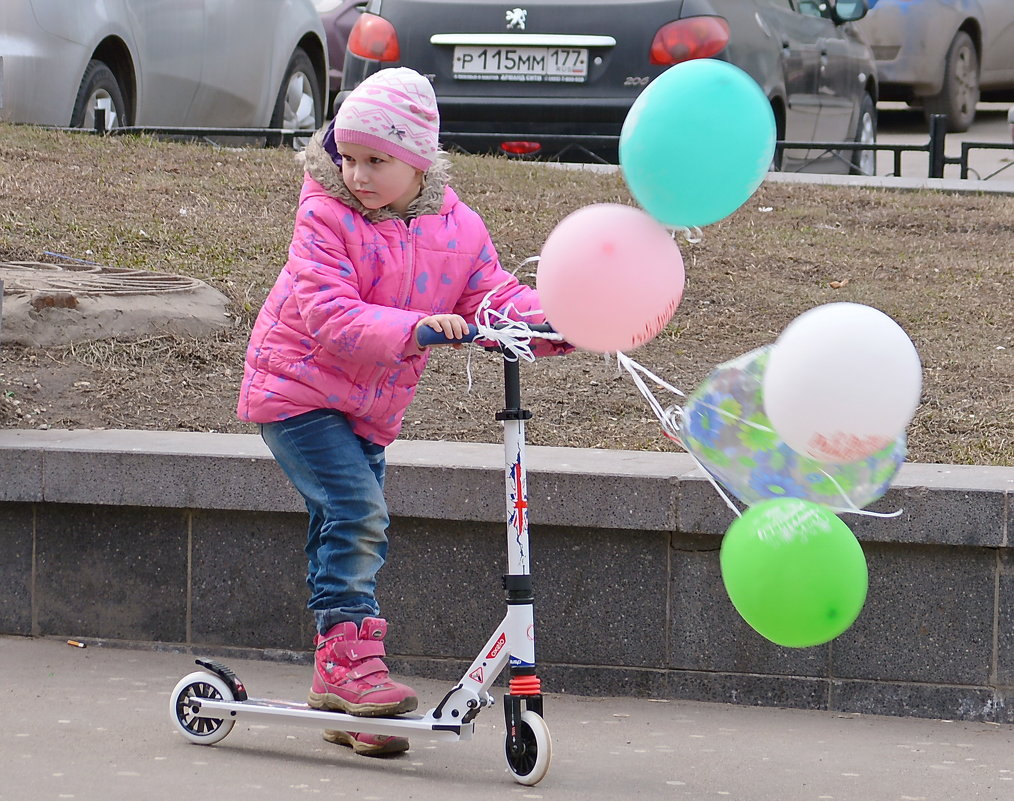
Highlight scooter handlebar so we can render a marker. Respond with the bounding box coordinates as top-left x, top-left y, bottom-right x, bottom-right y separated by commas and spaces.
416, 322, 555, 347
416, 324, 479, 347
